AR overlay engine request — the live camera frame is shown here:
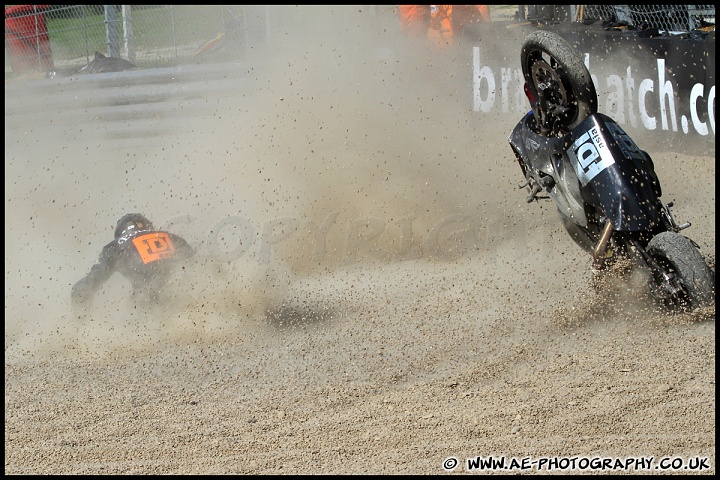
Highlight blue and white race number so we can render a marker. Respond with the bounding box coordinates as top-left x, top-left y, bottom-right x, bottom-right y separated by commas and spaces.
567, 125, 615, 186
